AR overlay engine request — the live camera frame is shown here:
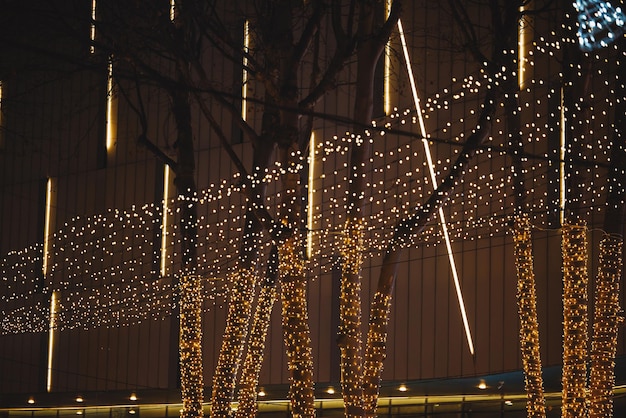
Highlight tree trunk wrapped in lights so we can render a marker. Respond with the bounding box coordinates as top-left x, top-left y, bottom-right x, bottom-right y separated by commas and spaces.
339, 218, 366, 417
235, 284, 278, 418
362, 290, 392, 417
512, 215, 546, 418
561, 222, 589, 418
179, 274, 204, 418
279, 235, 316, 418
210, 268, 257, 417
588, 234, 623, 418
